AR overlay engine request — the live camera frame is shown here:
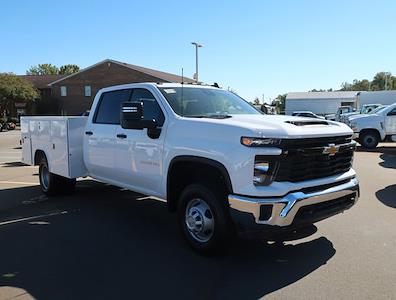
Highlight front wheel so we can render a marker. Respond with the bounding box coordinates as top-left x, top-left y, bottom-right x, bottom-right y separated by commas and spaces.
177, 184, 233, 255
359, 131, 379, 149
